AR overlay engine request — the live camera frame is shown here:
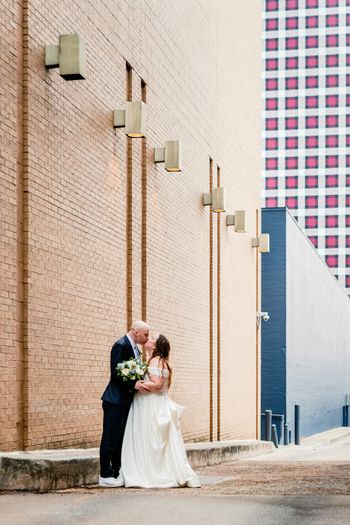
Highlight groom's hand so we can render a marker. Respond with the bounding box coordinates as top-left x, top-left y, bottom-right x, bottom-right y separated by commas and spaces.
135, 381, 150, 392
